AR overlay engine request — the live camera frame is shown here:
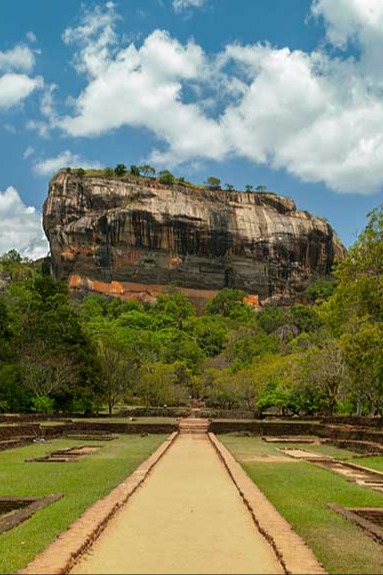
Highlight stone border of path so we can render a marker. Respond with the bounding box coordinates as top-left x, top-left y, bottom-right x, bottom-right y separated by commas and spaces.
209, 433, 327, 575
18, 432, 178, 575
